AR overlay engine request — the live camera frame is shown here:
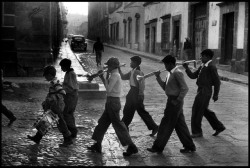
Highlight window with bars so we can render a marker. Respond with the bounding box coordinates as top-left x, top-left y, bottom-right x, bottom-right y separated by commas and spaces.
2, 2, 15, 27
